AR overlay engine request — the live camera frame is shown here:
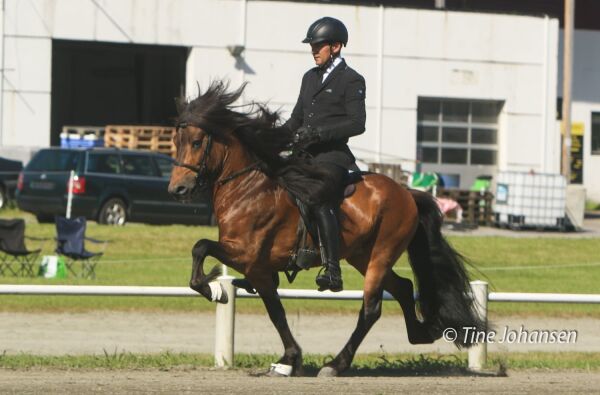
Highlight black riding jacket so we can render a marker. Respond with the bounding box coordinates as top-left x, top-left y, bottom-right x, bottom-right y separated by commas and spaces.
283, 59, 366, 169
